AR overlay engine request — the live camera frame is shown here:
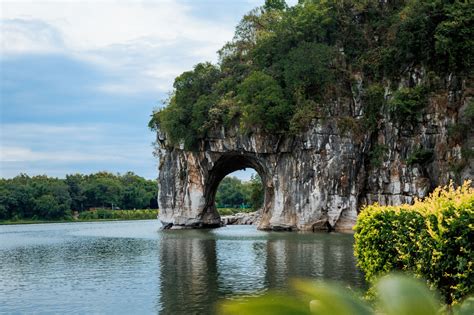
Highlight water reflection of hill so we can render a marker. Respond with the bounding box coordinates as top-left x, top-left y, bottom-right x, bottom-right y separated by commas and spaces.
157, 226, 365, 314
